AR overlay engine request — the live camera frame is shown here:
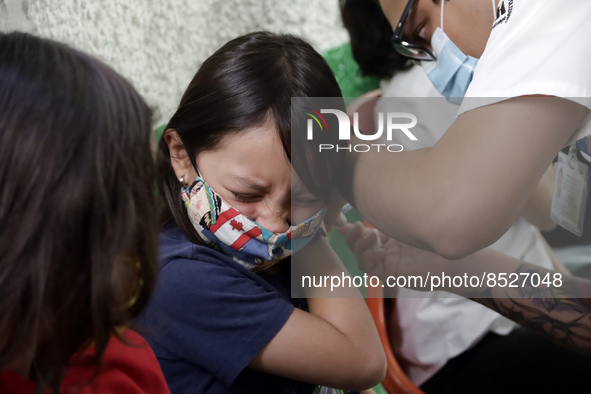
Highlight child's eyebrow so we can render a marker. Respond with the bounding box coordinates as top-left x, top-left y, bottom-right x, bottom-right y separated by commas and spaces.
227, 173, 270, 191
